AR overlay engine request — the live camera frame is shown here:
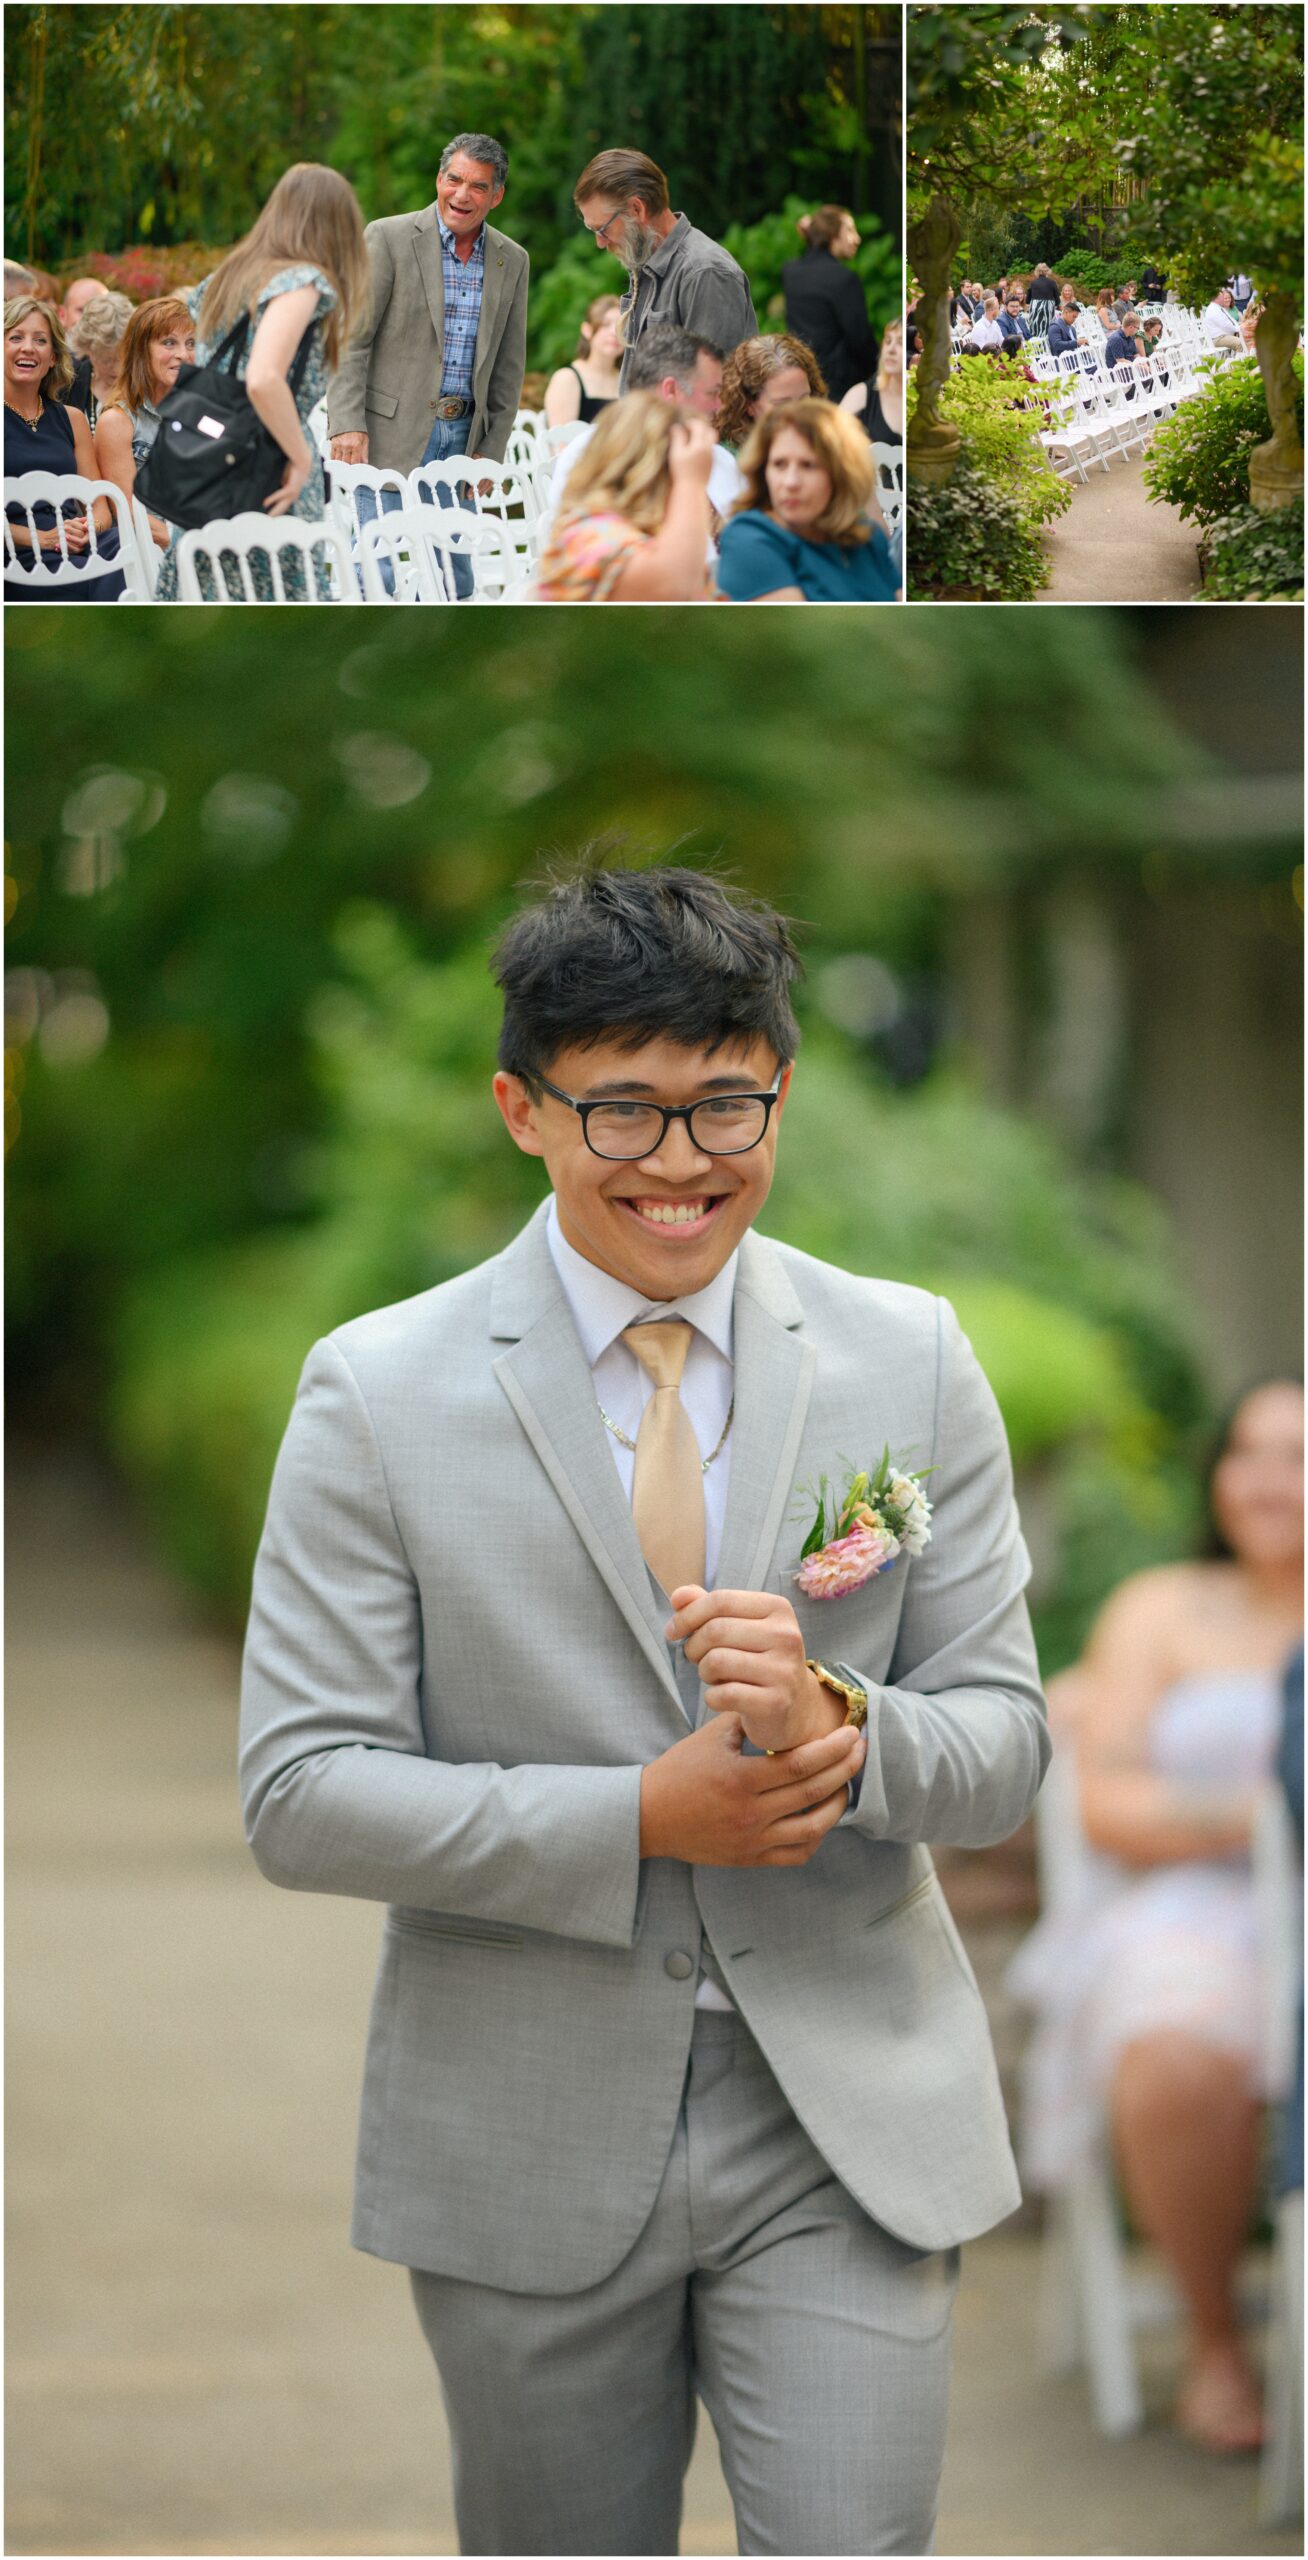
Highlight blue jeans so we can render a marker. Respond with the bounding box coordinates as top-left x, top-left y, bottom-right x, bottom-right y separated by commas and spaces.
354, 411, 475, 599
